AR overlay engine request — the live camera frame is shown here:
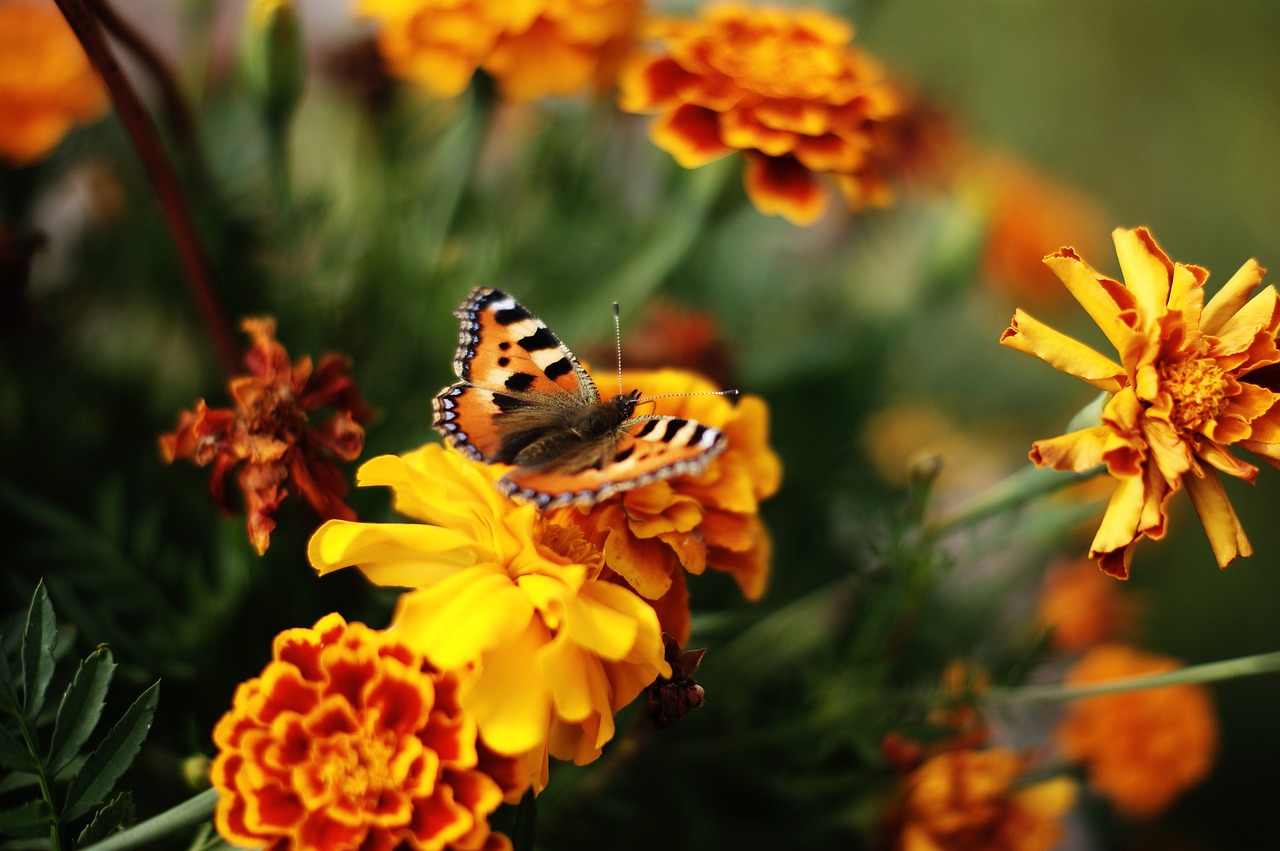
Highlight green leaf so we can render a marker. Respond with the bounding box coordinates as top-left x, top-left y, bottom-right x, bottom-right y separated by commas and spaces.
0, 635, 22, 716
62, 681, 159, 822
19, 583, 56, 725
0, 799, 48, 833
0, 721, 37, 771
76, 792, 134, 847
48, 647, 115, 776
